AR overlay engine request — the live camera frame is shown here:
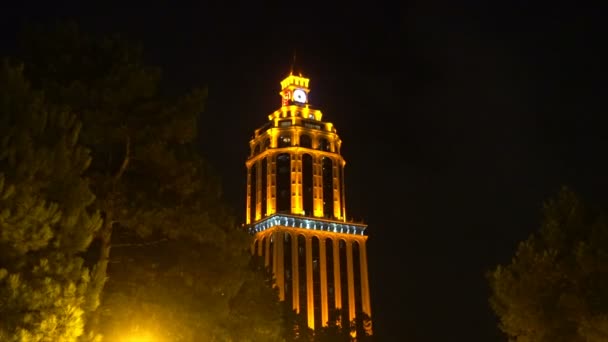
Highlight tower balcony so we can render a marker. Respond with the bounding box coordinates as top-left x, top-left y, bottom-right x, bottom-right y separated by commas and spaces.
248, 212, 367, 236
